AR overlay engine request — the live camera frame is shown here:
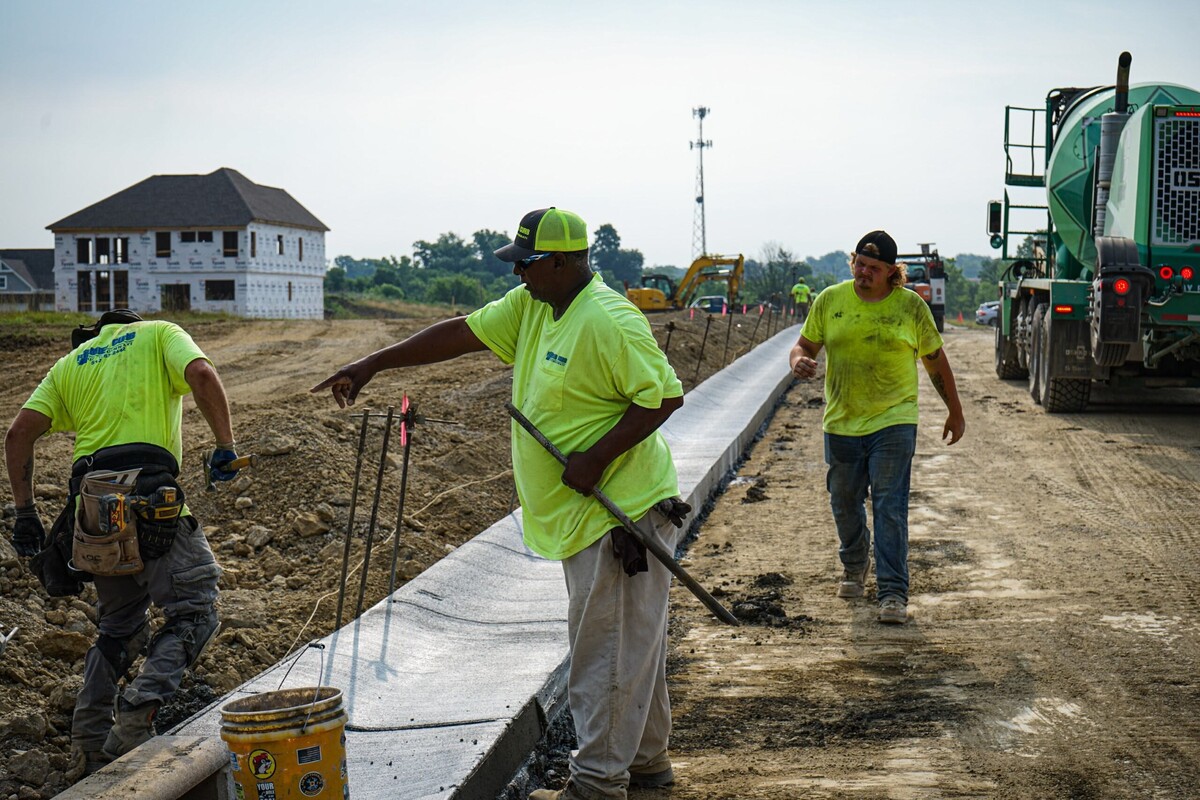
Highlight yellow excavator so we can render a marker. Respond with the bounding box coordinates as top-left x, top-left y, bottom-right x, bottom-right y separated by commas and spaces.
626, 254, 745, 312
